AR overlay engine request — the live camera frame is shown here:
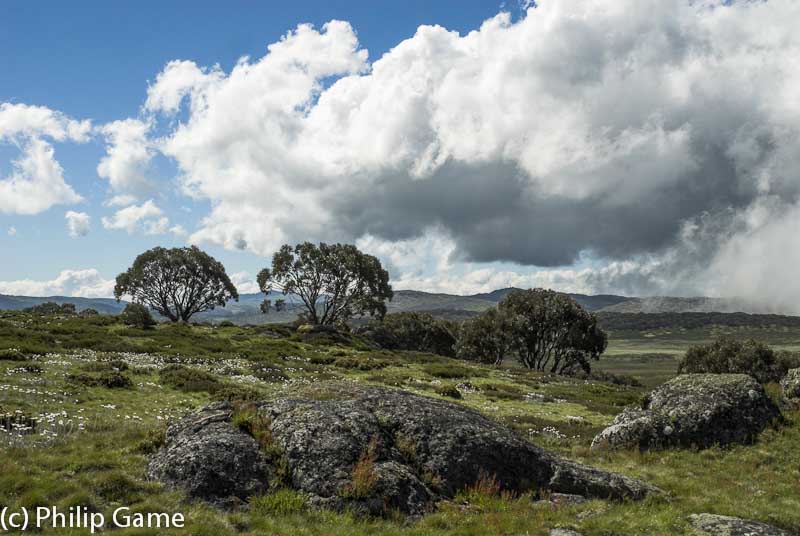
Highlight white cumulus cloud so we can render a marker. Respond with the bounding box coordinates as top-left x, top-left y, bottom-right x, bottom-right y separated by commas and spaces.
230, 271, 261, 295
101, 199, 170, 235
97, 118, 155, 198
0, 269, 114, 298
65, 211, 91, 238
0, 103, 89, 215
